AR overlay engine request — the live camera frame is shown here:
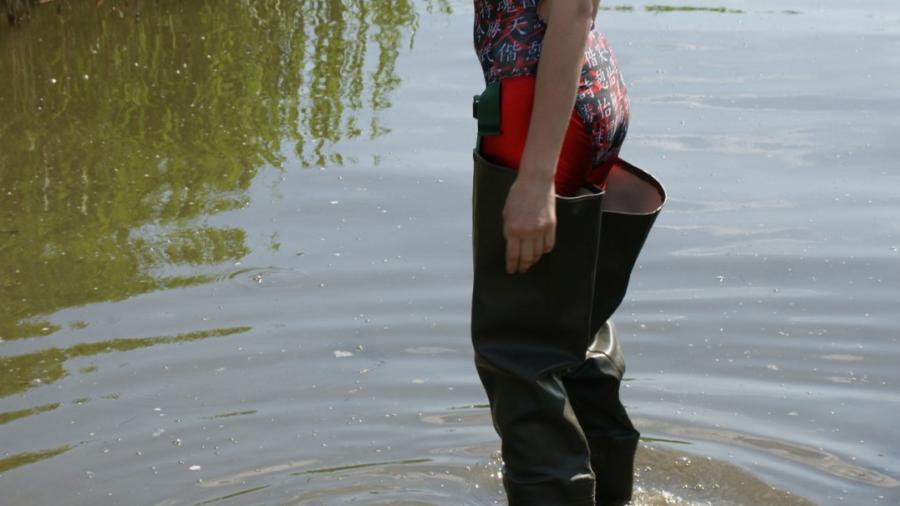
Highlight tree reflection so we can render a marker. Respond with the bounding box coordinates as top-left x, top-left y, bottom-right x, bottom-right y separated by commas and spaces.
0, 0, 449, 341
